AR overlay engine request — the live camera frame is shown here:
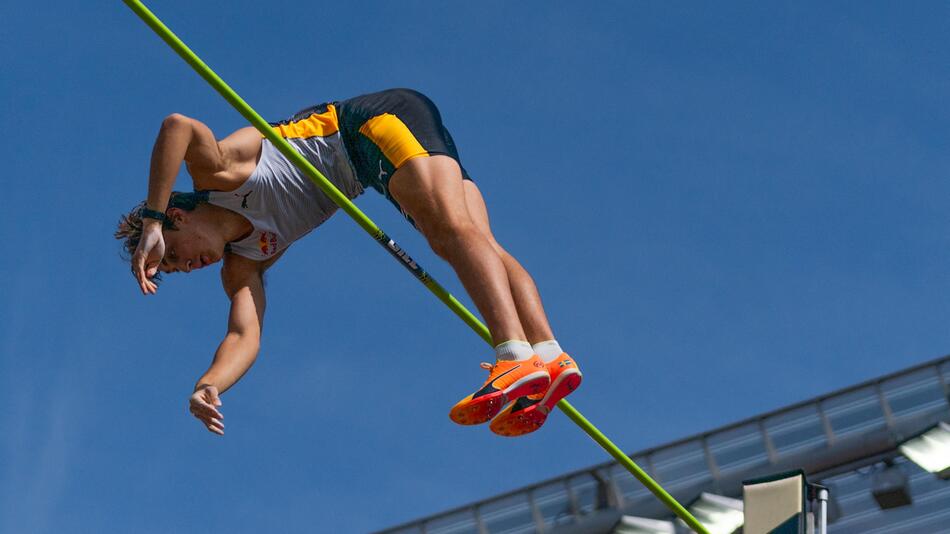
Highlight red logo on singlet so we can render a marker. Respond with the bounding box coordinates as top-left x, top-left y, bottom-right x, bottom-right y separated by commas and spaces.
258, 231, 278, 256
